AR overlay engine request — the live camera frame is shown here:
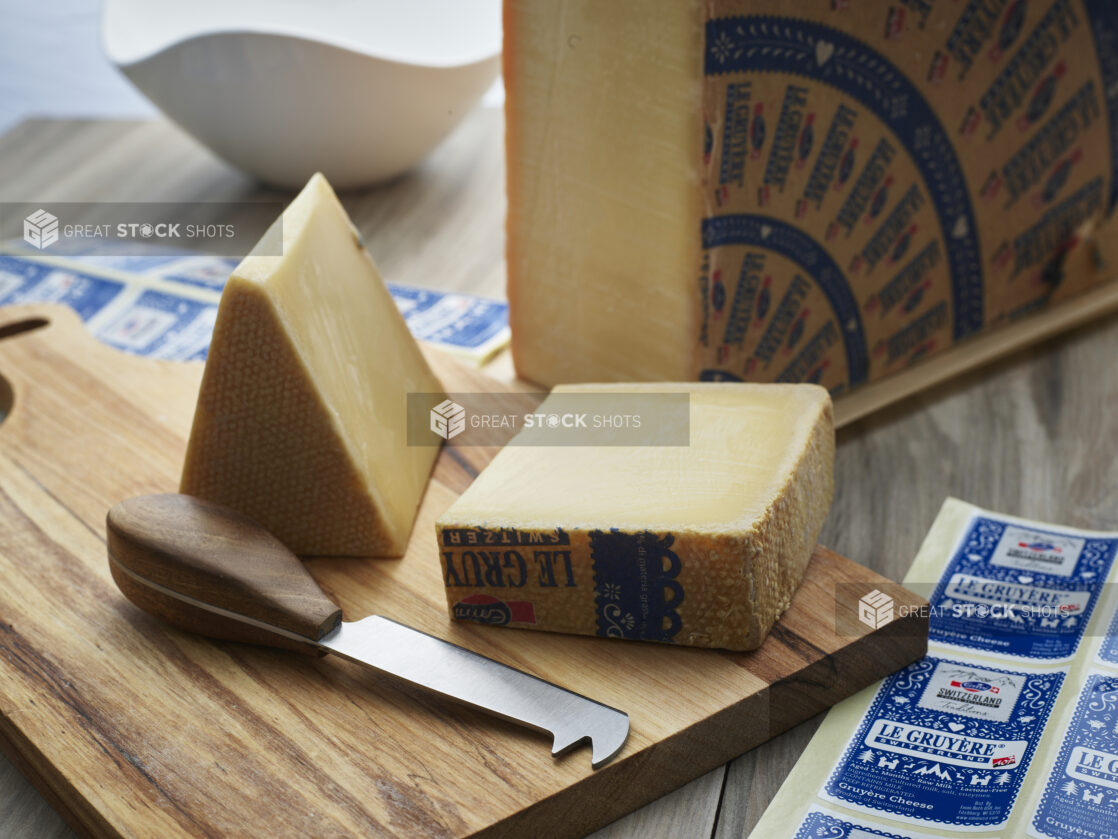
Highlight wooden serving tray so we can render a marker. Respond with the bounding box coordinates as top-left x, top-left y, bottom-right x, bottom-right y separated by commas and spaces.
0, 304, 927, 838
